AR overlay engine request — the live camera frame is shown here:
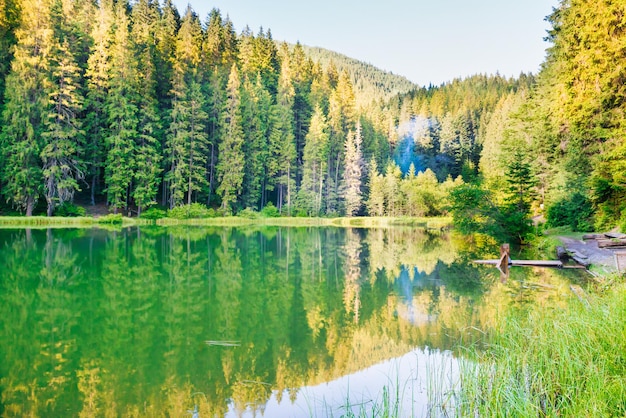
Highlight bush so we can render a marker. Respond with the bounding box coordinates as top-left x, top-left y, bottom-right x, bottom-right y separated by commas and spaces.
97, 214, 123, 224
546, 192, 593, 232
260, 202, 280, 218
55, 202, 86, 217
237, 207, 259, 219
140, 207, 167, 220
167, 203, 214, 219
